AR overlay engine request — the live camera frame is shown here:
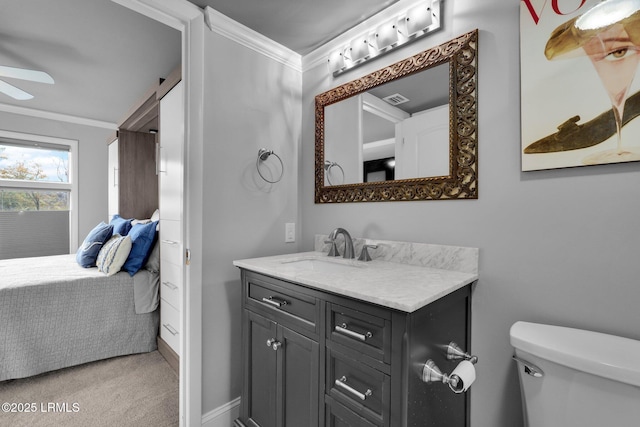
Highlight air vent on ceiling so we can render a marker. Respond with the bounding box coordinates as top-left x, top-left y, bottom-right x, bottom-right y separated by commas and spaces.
383, 93, 410, 106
